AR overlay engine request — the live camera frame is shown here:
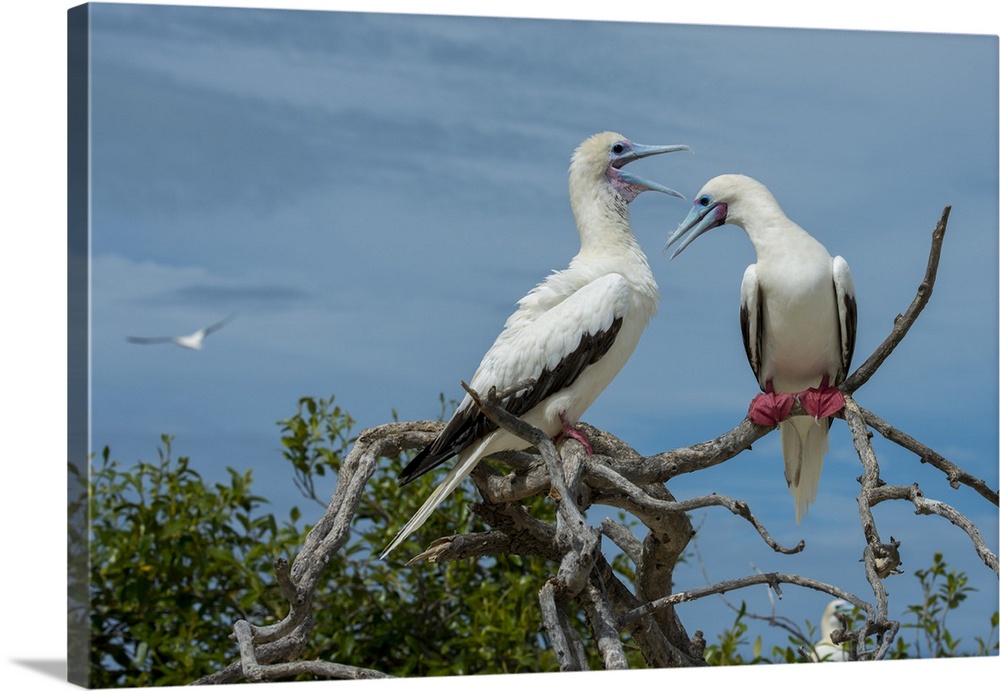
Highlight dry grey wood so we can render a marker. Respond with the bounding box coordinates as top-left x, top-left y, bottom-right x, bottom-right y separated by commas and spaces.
584, 460, 804, 555
539, 580, 588, 671
579, 580, 629, 670
192, 619, 315, 685
599, 516, 643, 564
842, 206, 950, 394
619, 569, 898, 663
868, 483, 998, 574
862, 406, 998, 505
461, 381, 601, 599
842, 394, 892, 624
196, 206, 997, 681
620, 572, 871, 628
232, 619, 391, 682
